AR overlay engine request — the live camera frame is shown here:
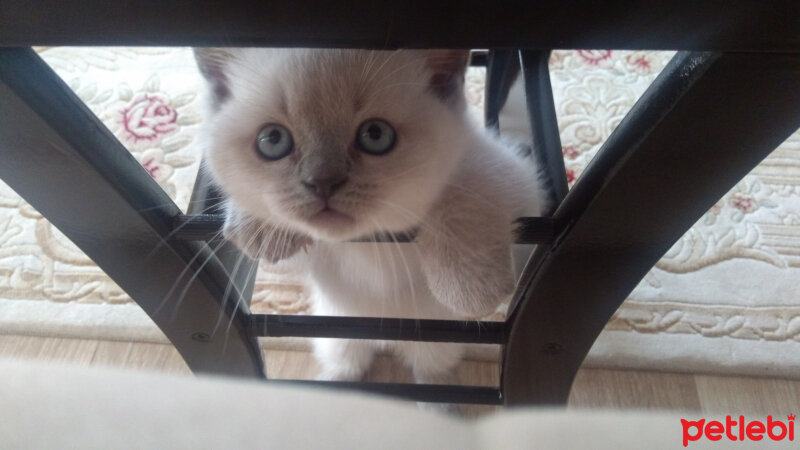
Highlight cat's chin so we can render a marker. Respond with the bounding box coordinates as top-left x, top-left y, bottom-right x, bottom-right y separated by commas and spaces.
303, 207, 358, 241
